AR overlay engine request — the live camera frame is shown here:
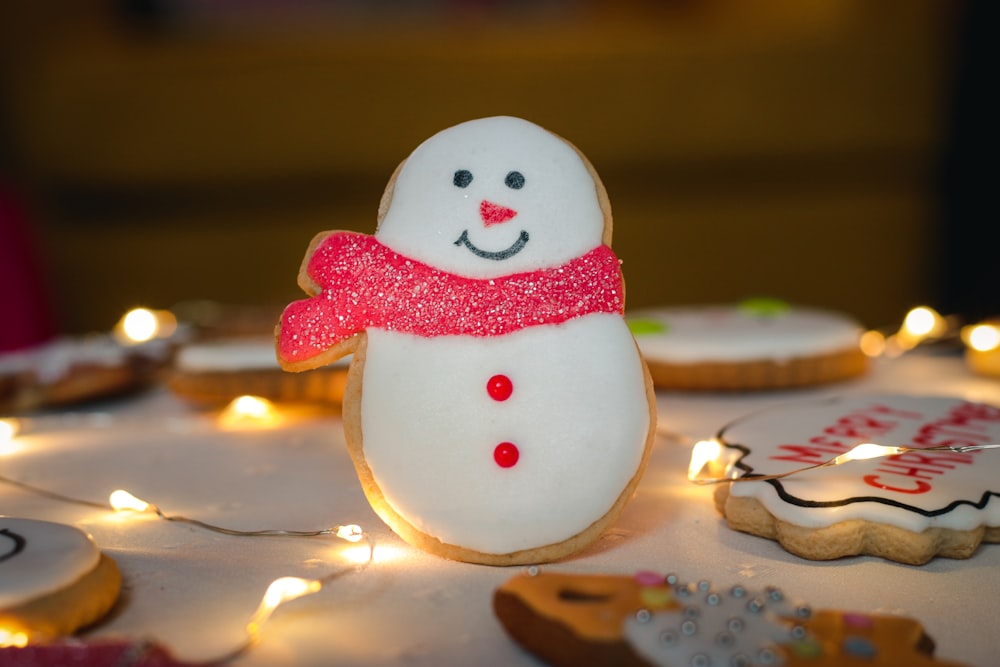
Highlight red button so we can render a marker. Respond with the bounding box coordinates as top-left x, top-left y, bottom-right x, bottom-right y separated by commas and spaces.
494, 442, 519, 468
487, 374, 513, 401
